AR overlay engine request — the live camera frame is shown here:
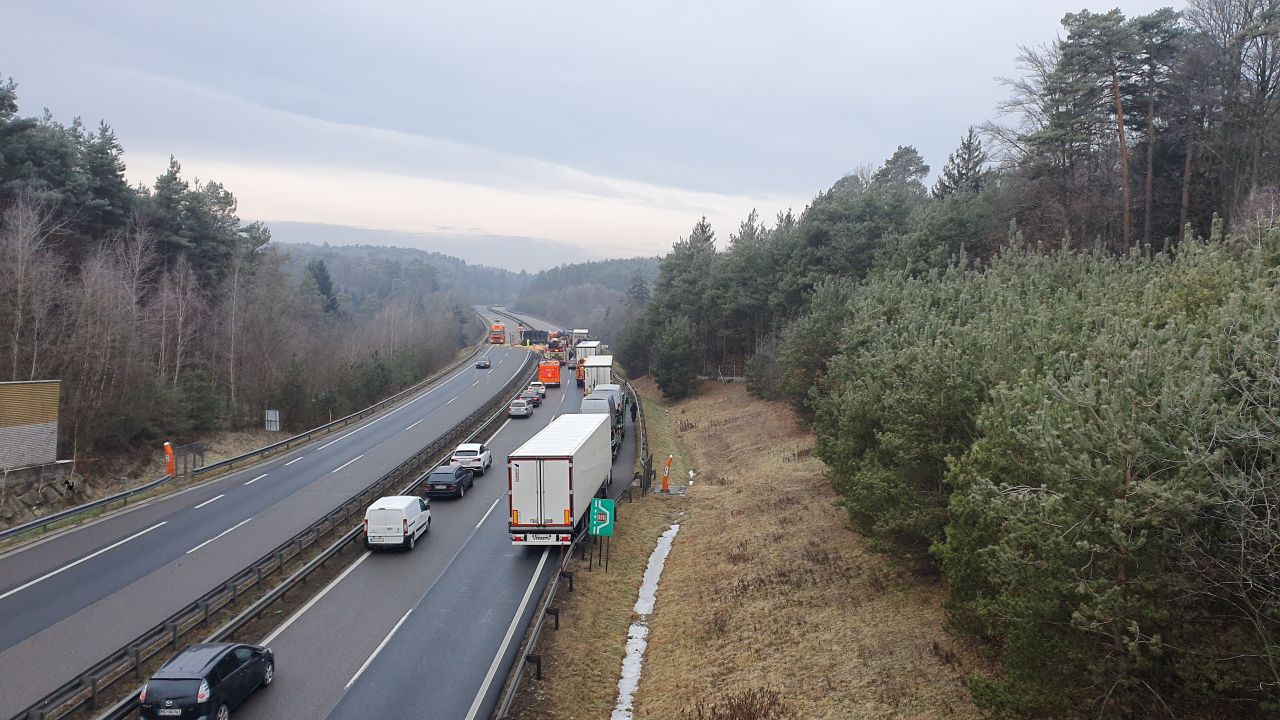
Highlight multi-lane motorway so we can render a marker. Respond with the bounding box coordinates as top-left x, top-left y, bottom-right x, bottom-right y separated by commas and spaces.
0, 308, 547, 718
236, 308, 636, 720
